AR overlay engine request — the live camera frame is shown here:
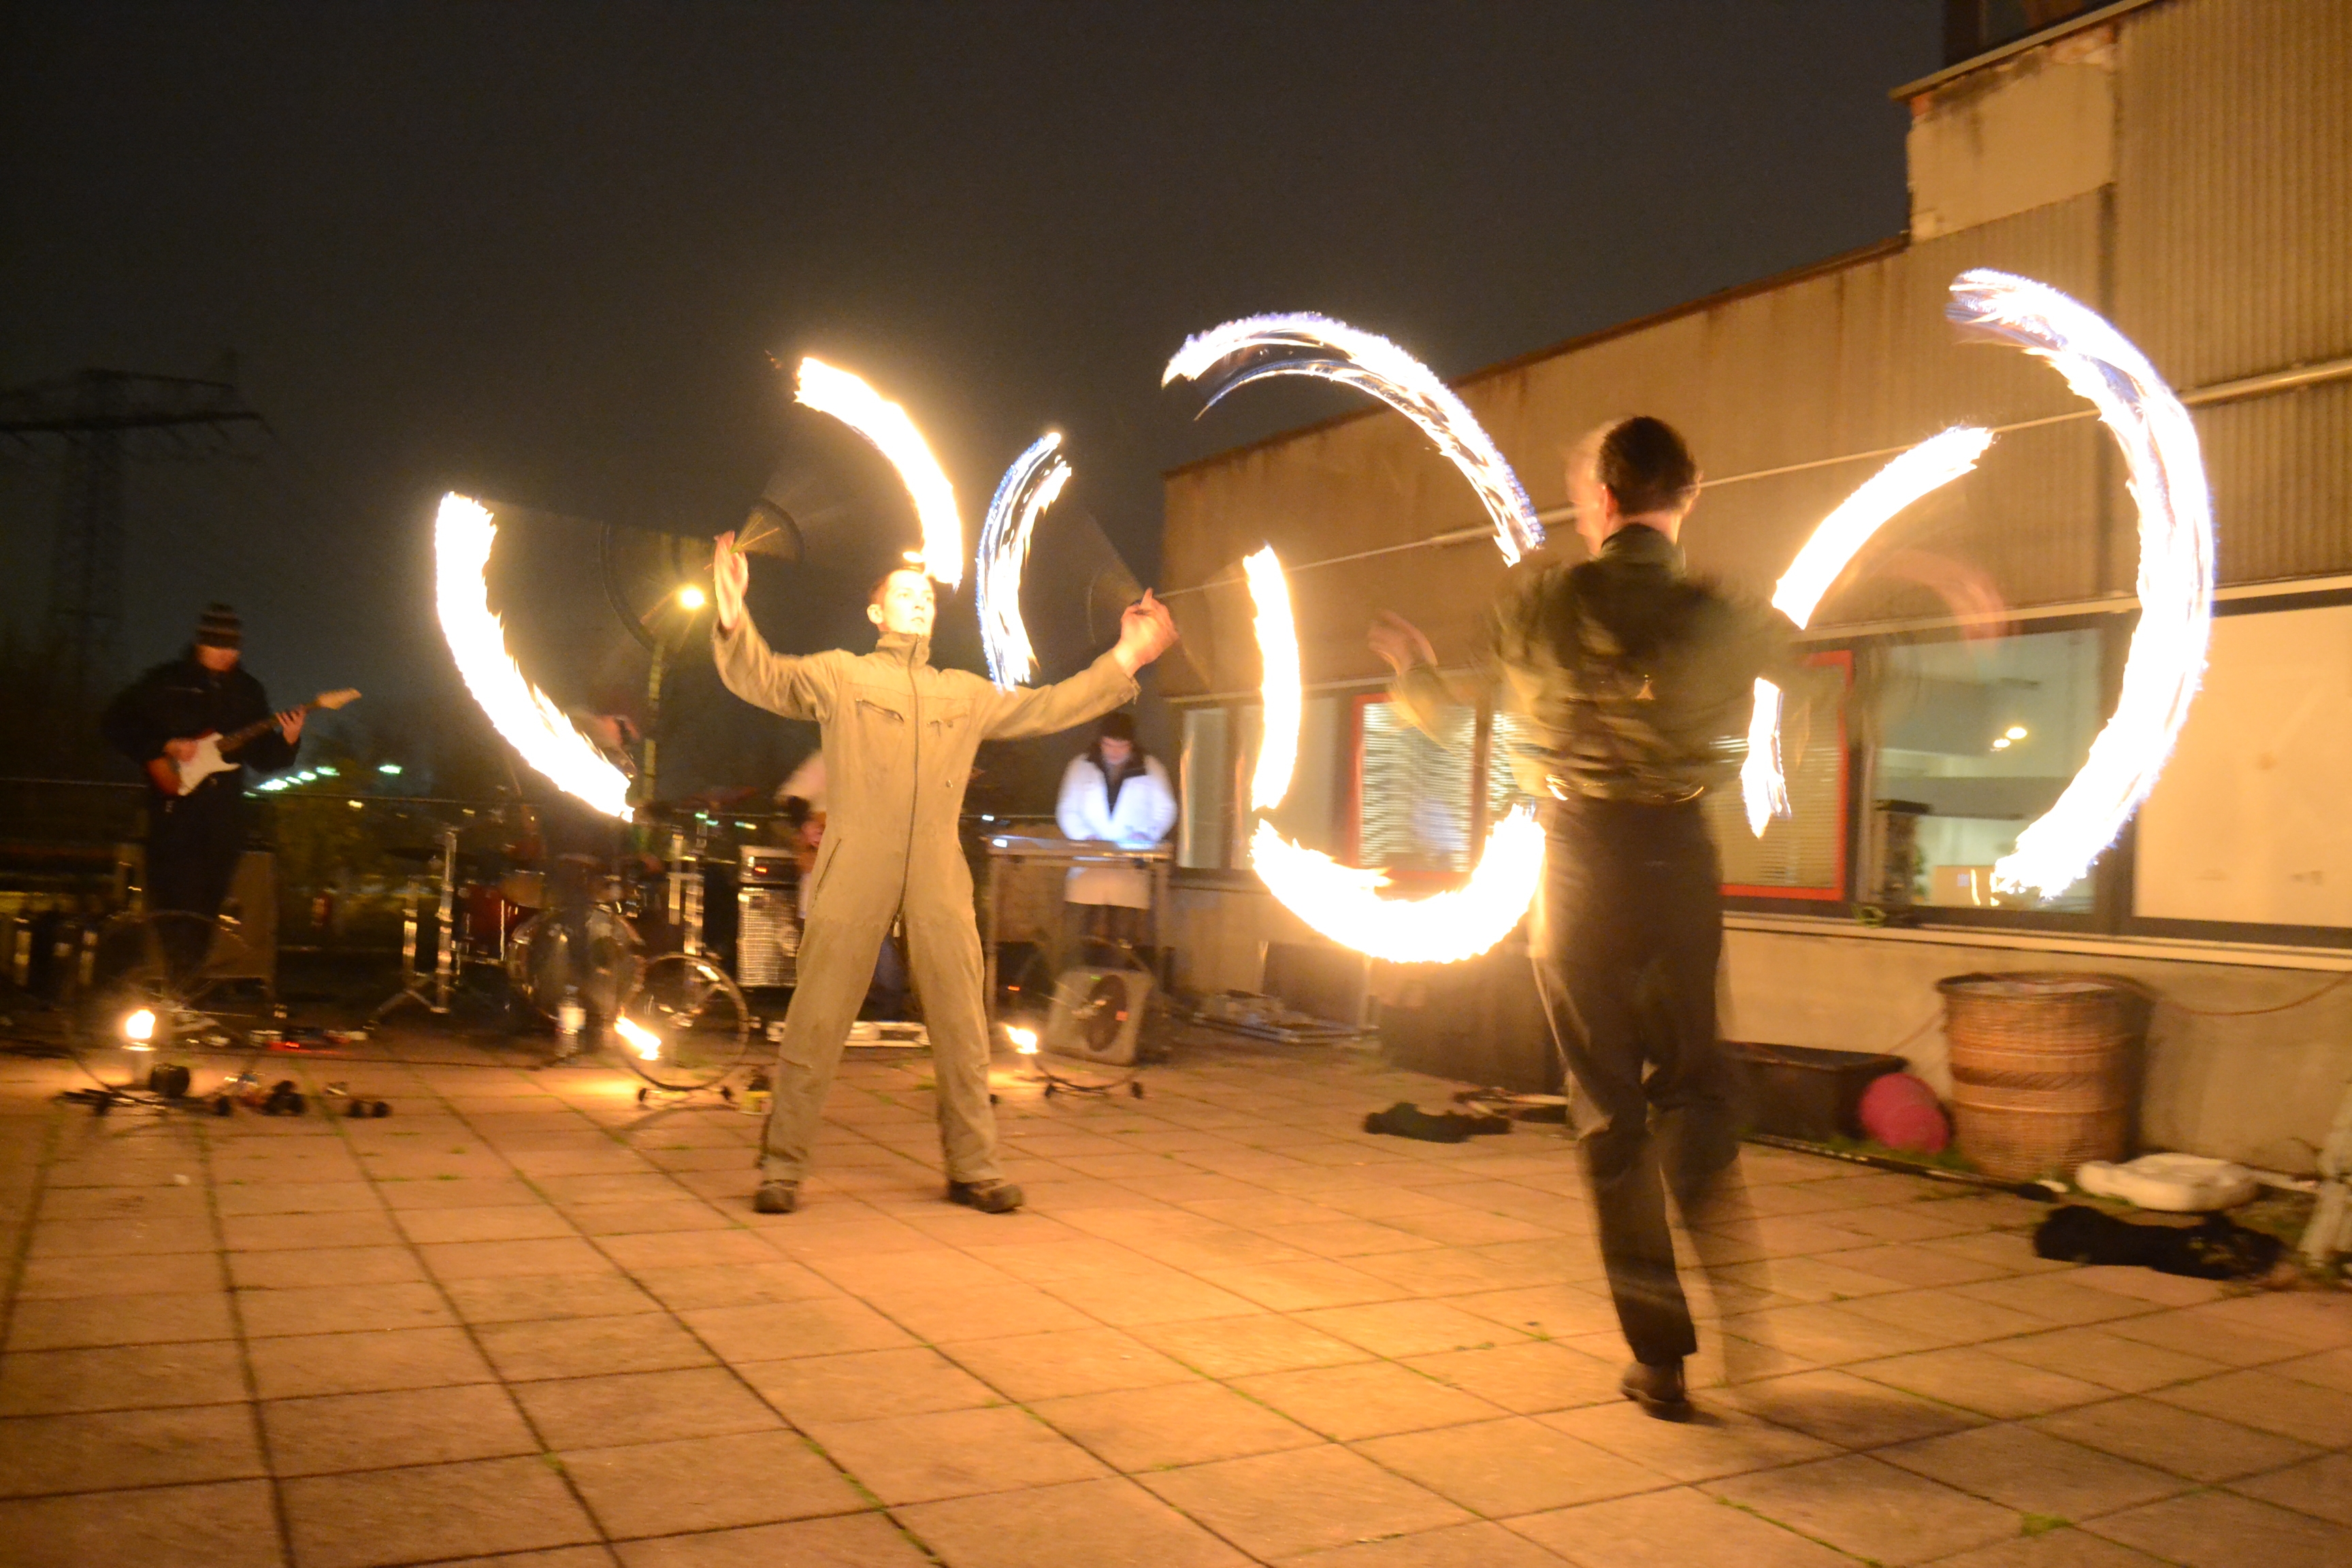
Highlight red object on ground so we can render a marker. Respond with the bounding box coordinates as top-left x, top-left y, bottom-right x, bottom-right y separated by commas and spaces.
1858, 1071, 1950, 1154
